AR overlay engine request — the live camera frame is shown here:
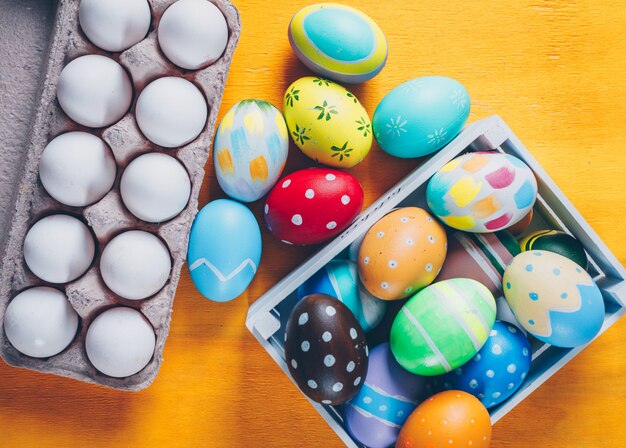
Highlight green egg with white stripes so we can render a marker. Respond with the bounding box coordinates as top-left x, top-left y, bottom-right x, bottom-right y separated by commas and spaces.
390, 278, 496, 376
